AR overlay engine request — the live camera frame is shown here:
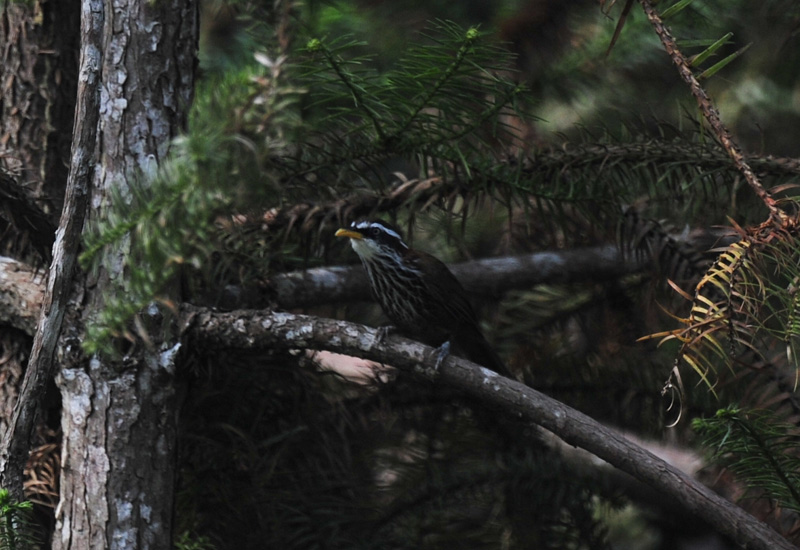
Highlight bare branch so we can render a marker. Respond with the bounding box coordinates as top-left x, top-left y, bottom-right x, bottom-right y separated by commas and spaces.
183, 306, 794, 550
